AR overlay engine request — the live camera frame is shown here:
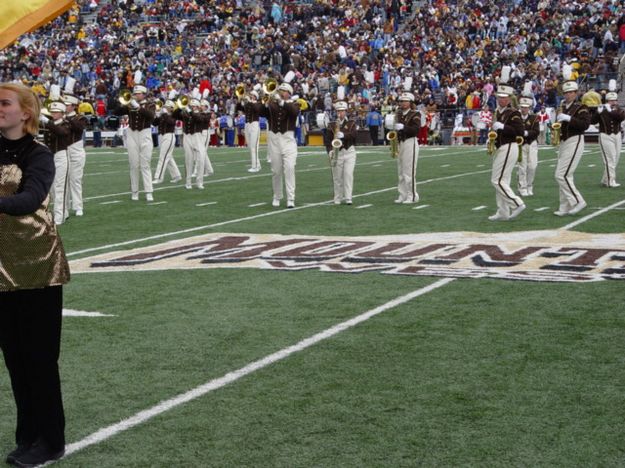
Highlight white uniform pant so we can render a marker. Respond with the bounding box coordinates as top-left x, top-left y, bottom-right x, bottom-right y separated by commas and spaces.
491, 143, 524, 218
183, 133, 205, 187
68, 140, 86, 212
154, 133, 181, 182
598, 132, 621, 187
555, 135, 585, 212
517, 140, 538, 194
267, 130, 297, 202
245, 121, 261, 170
127, 128, 154, 195
200, 130, 213, 175
331, 146, 356, 202
397, 137, 419, 202
51, 150, 69, 225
